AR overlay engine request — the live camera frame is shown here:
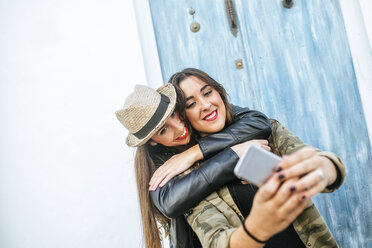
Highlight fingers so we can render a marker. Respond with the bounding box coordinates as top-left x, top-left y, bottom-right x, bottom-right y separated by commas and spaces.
232, 139, 269, 157
271, 178, 299, 206
274, 167, 327, 209
258, 139, 269, 146
278, 191, 308, 219
294, 168, 325, 191
256, 174, 281, 202
254, 140, 270, 151
248, 139, 268, 145
149, 165, 165, 187
149, 170, 159, 188
159, 172, 178, 188
301, 180, 326, 199
276, 154, 321, 181
261, 145, 271, 152
275, 146, 316, 171
301, 182, 325, 199
291, 169, 327, 198
149, 164, 172, 191
149, 171, 166, 191
246, 139, 269, 148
